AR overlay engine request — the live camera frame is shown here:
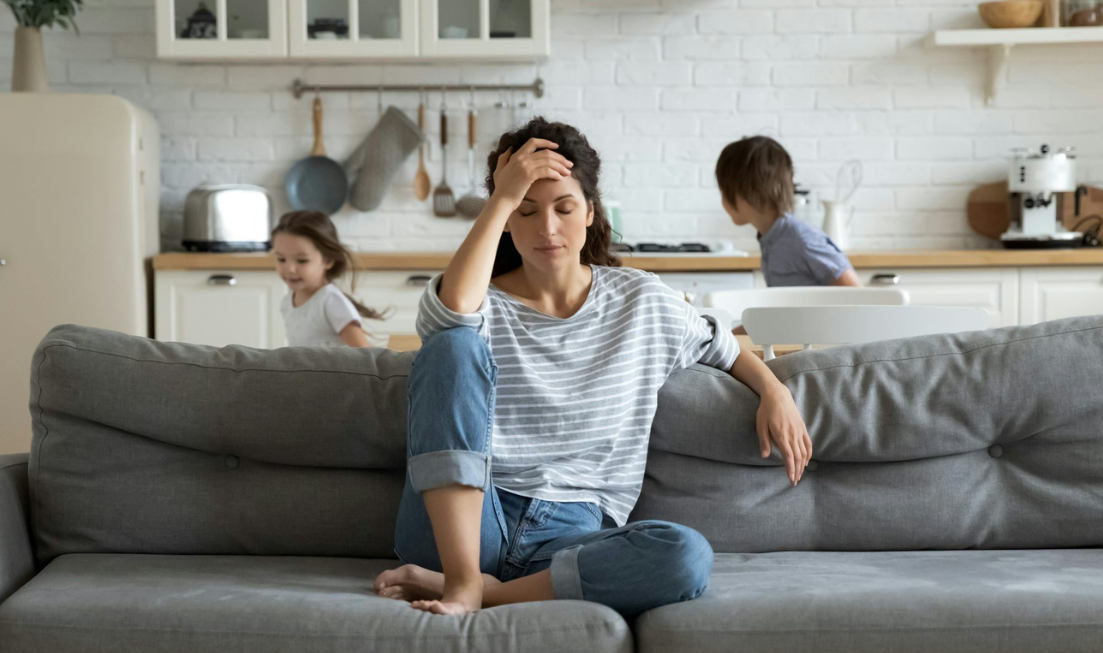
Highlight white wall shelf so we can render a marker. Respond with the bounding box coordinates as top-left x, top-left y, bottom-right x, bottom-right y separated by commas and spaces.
931, 27, 1103, 106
